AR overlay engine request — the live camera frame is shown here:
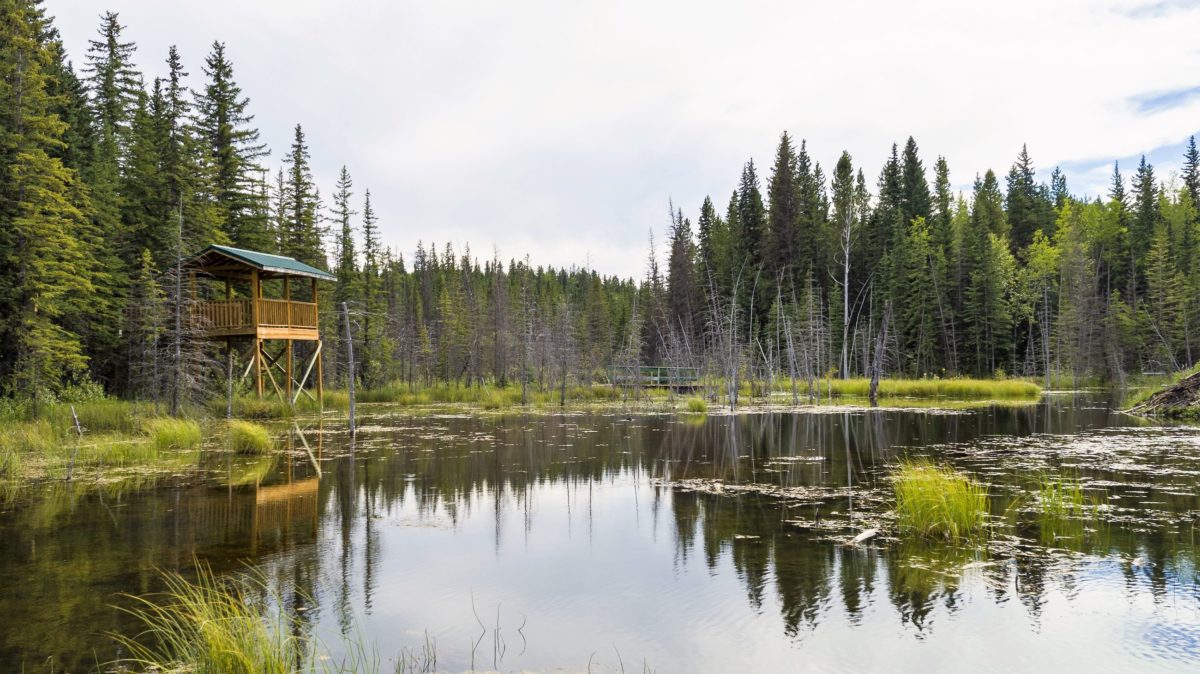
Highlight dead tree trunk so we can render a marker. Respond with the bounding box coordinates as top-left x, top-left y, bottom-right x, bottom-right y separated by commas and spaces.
869, 303, 892, 407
